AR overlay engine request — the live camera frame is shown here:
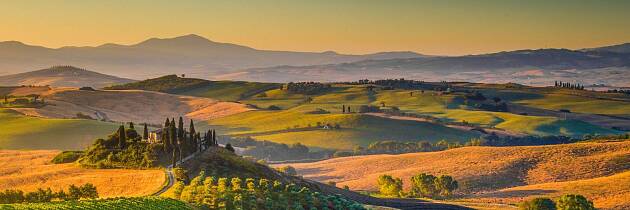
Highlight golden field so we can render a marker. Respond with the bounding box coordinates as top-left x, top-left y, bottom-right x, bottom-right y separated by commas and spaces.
279, 141, 630, 209
0, 150, 165, 198
9, 88, 251, 125
463, 171, 630, 210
